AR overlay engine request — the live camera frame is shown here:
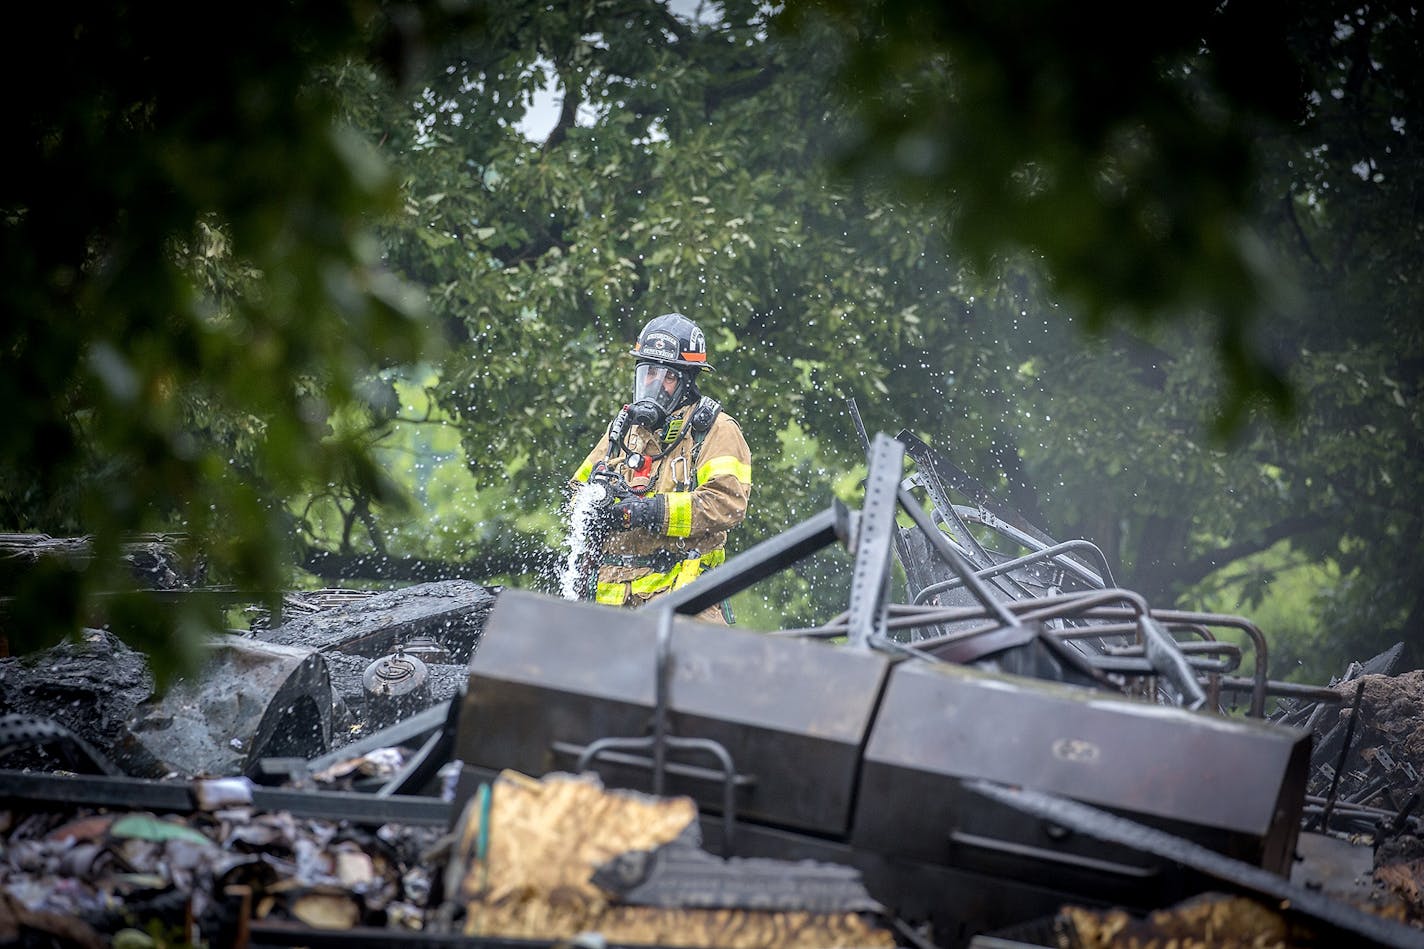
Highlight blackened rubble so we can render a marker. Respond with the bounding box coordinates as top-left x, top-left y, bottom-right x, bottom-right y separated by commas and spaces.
1265, 652, 1424, 929
254, 580, 495, 663
4, 417, 1424, 949
0, 631, 332, 778
0, 532, 205, 594
0, 579, 497, 781
0, 794, 445, 942
1, 574, 498, 943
